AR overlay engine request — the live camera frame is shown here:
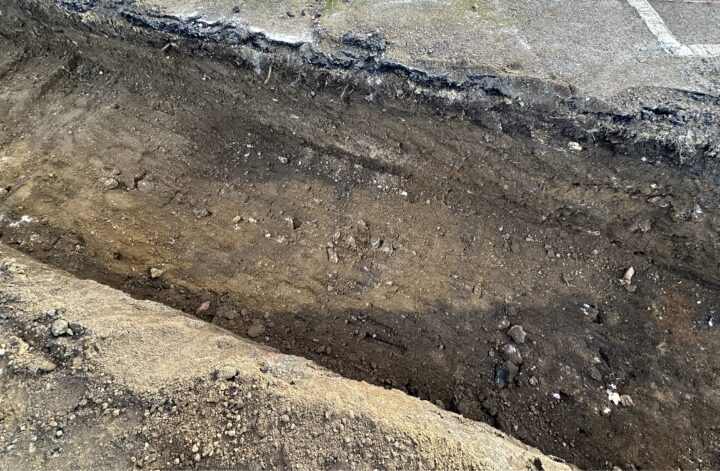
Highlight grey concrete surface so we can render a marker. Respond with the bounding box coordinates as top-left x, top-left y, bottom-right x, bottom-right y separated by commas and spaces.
650, 0, 720, 44
131, 0, 720, 97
